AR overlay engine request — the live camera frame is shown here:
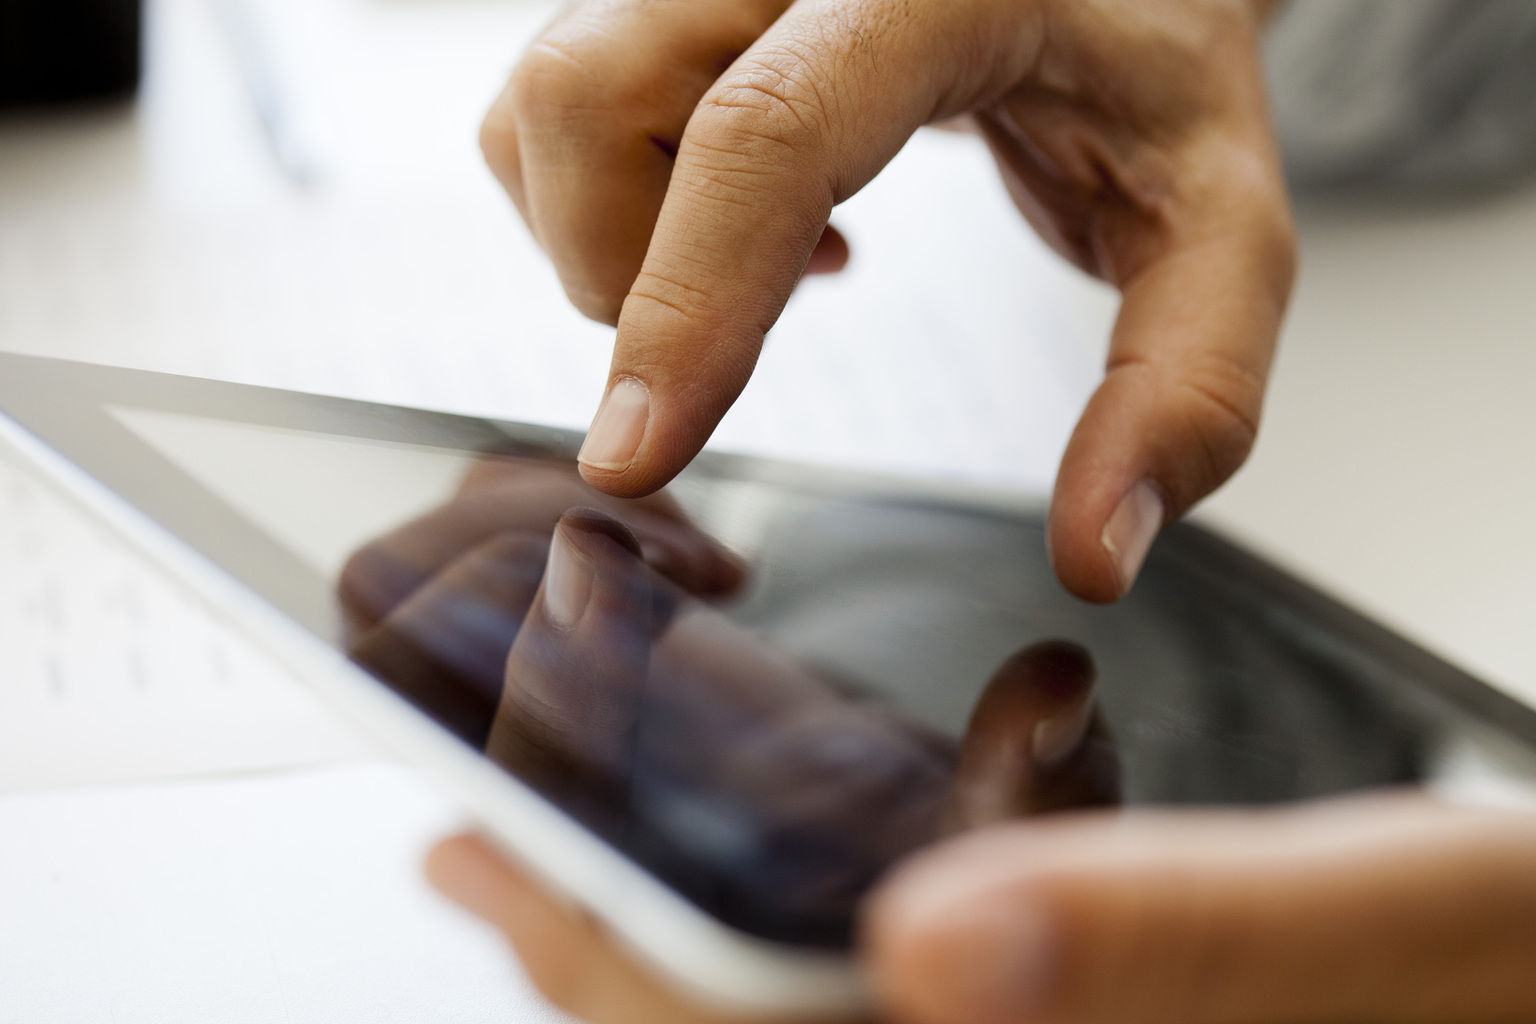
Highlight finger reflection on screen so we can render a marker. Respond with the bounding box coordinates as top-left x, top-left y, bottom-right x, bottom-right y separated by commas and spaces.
340, 461, 1120, 945
944, 641, 1120, 830
338, 456, 742, 642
